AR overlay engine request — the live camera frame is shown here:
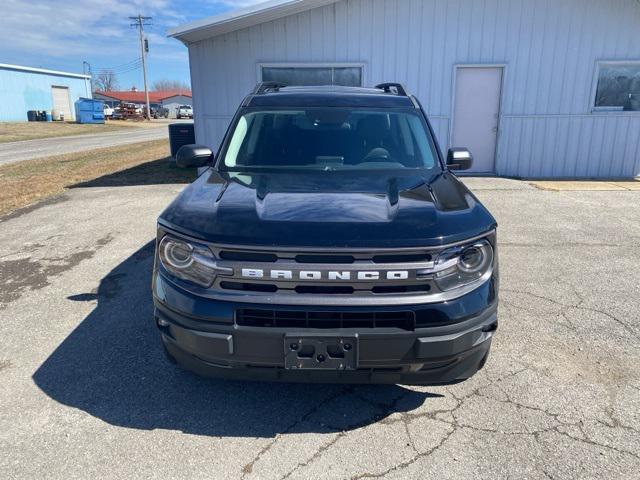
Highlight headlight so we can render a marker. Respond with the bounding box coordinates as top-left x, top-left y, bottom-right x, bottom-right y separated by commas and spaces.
434, 239, 493, 291
158, 235, 229, 288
